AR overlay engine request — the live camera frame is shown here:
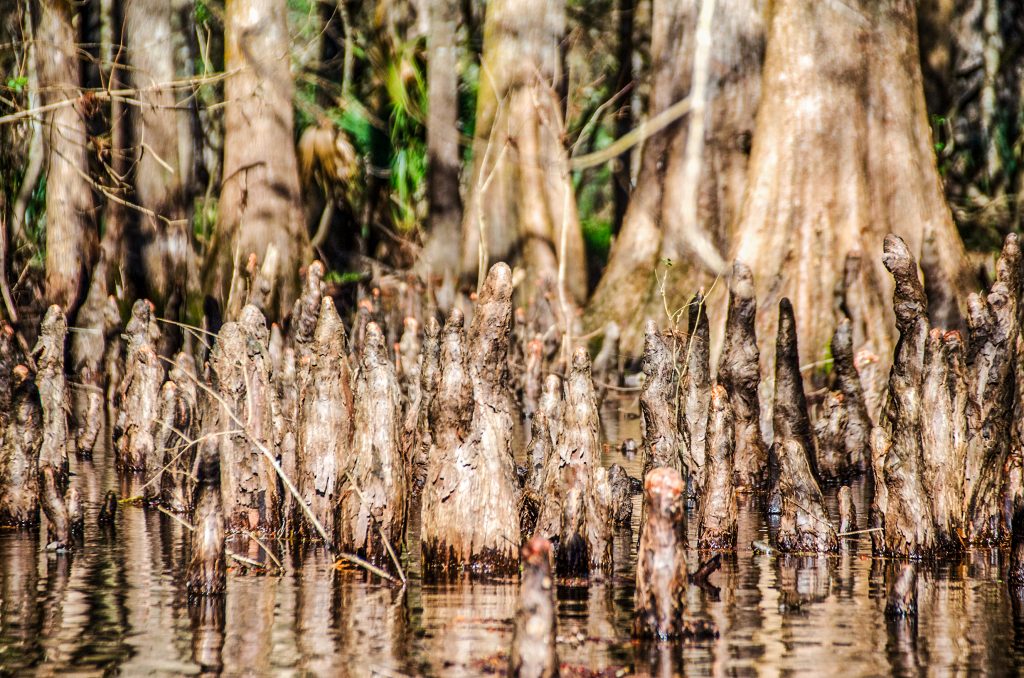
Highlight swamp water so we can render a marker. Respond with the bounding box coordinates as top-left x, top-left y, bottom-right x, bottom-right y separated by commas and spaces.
1, 398, 1023, 677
